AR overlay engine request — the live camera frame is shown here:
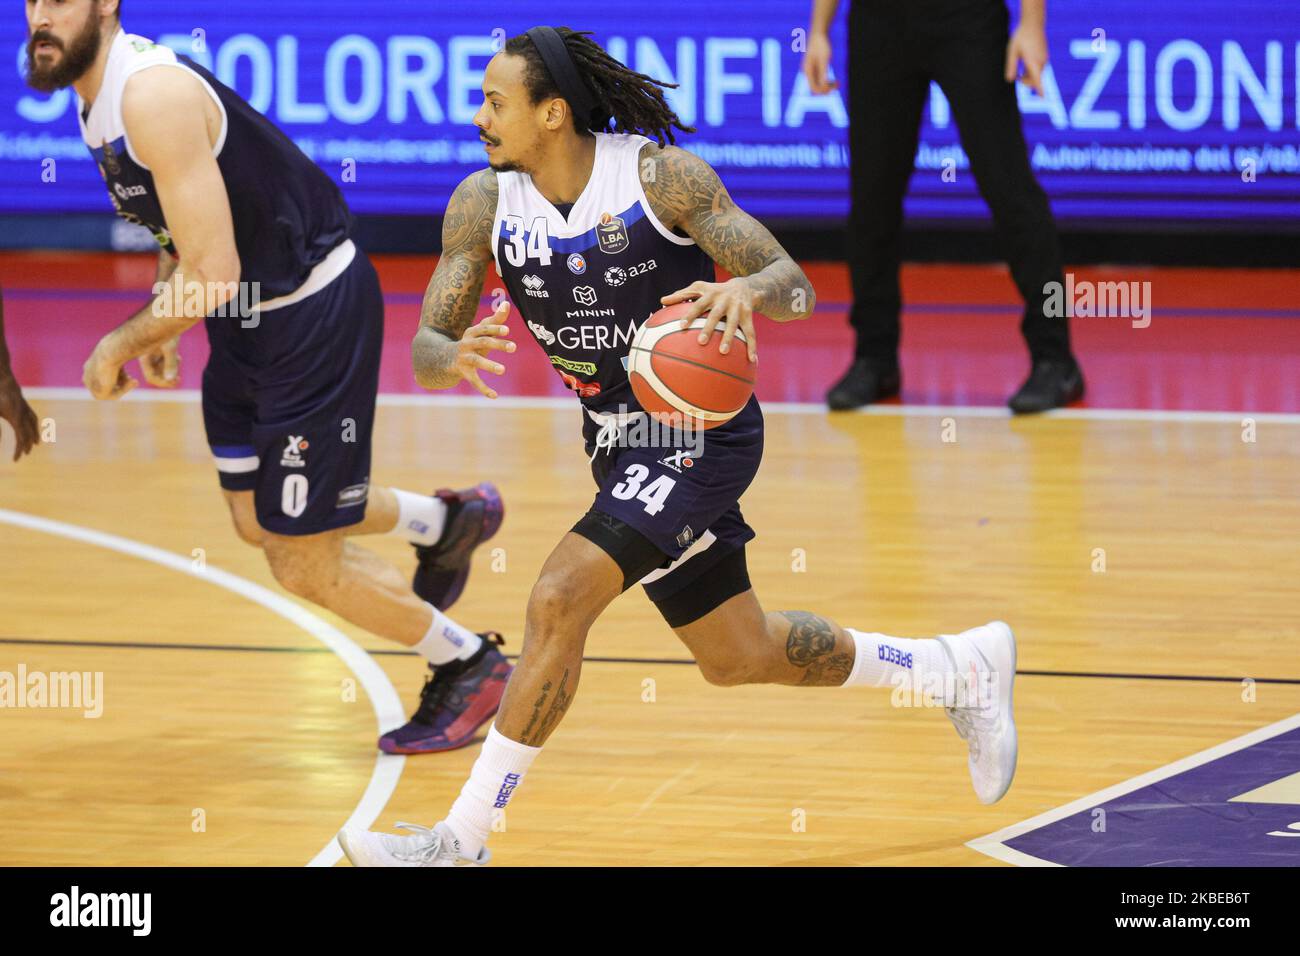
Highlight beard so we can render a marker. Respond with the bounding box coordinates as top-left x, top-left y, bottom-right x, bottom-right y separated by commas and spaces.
25, 13, 102, 93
